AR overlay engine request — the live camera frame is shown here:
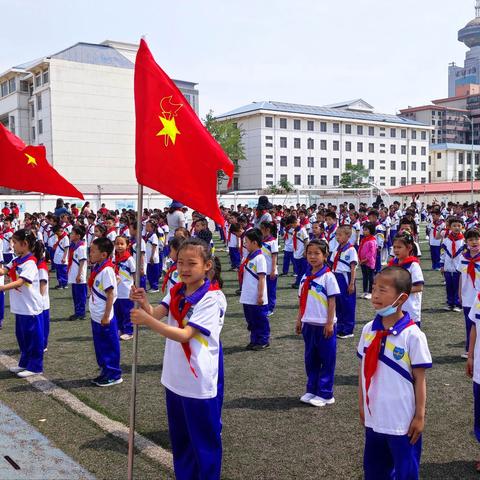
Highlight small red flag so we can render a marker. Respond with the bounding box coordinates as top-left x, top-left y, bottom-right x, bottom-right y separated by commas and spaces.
0, 124, 84, 199
134, 39, 234, 226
